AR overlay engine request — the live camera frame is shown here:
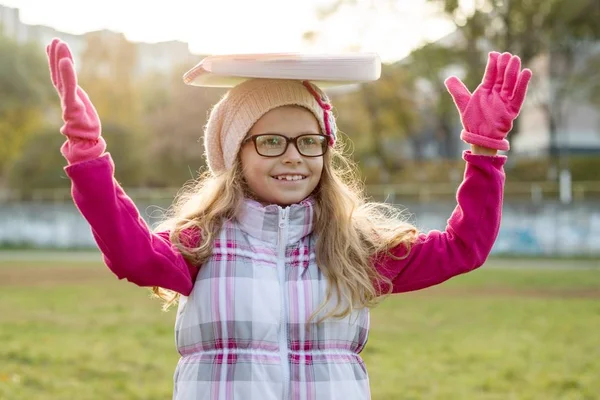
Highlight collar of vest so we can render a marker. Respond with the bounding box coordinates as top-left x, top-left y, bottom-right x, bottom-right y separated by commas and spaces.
236, 197, 316, 245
